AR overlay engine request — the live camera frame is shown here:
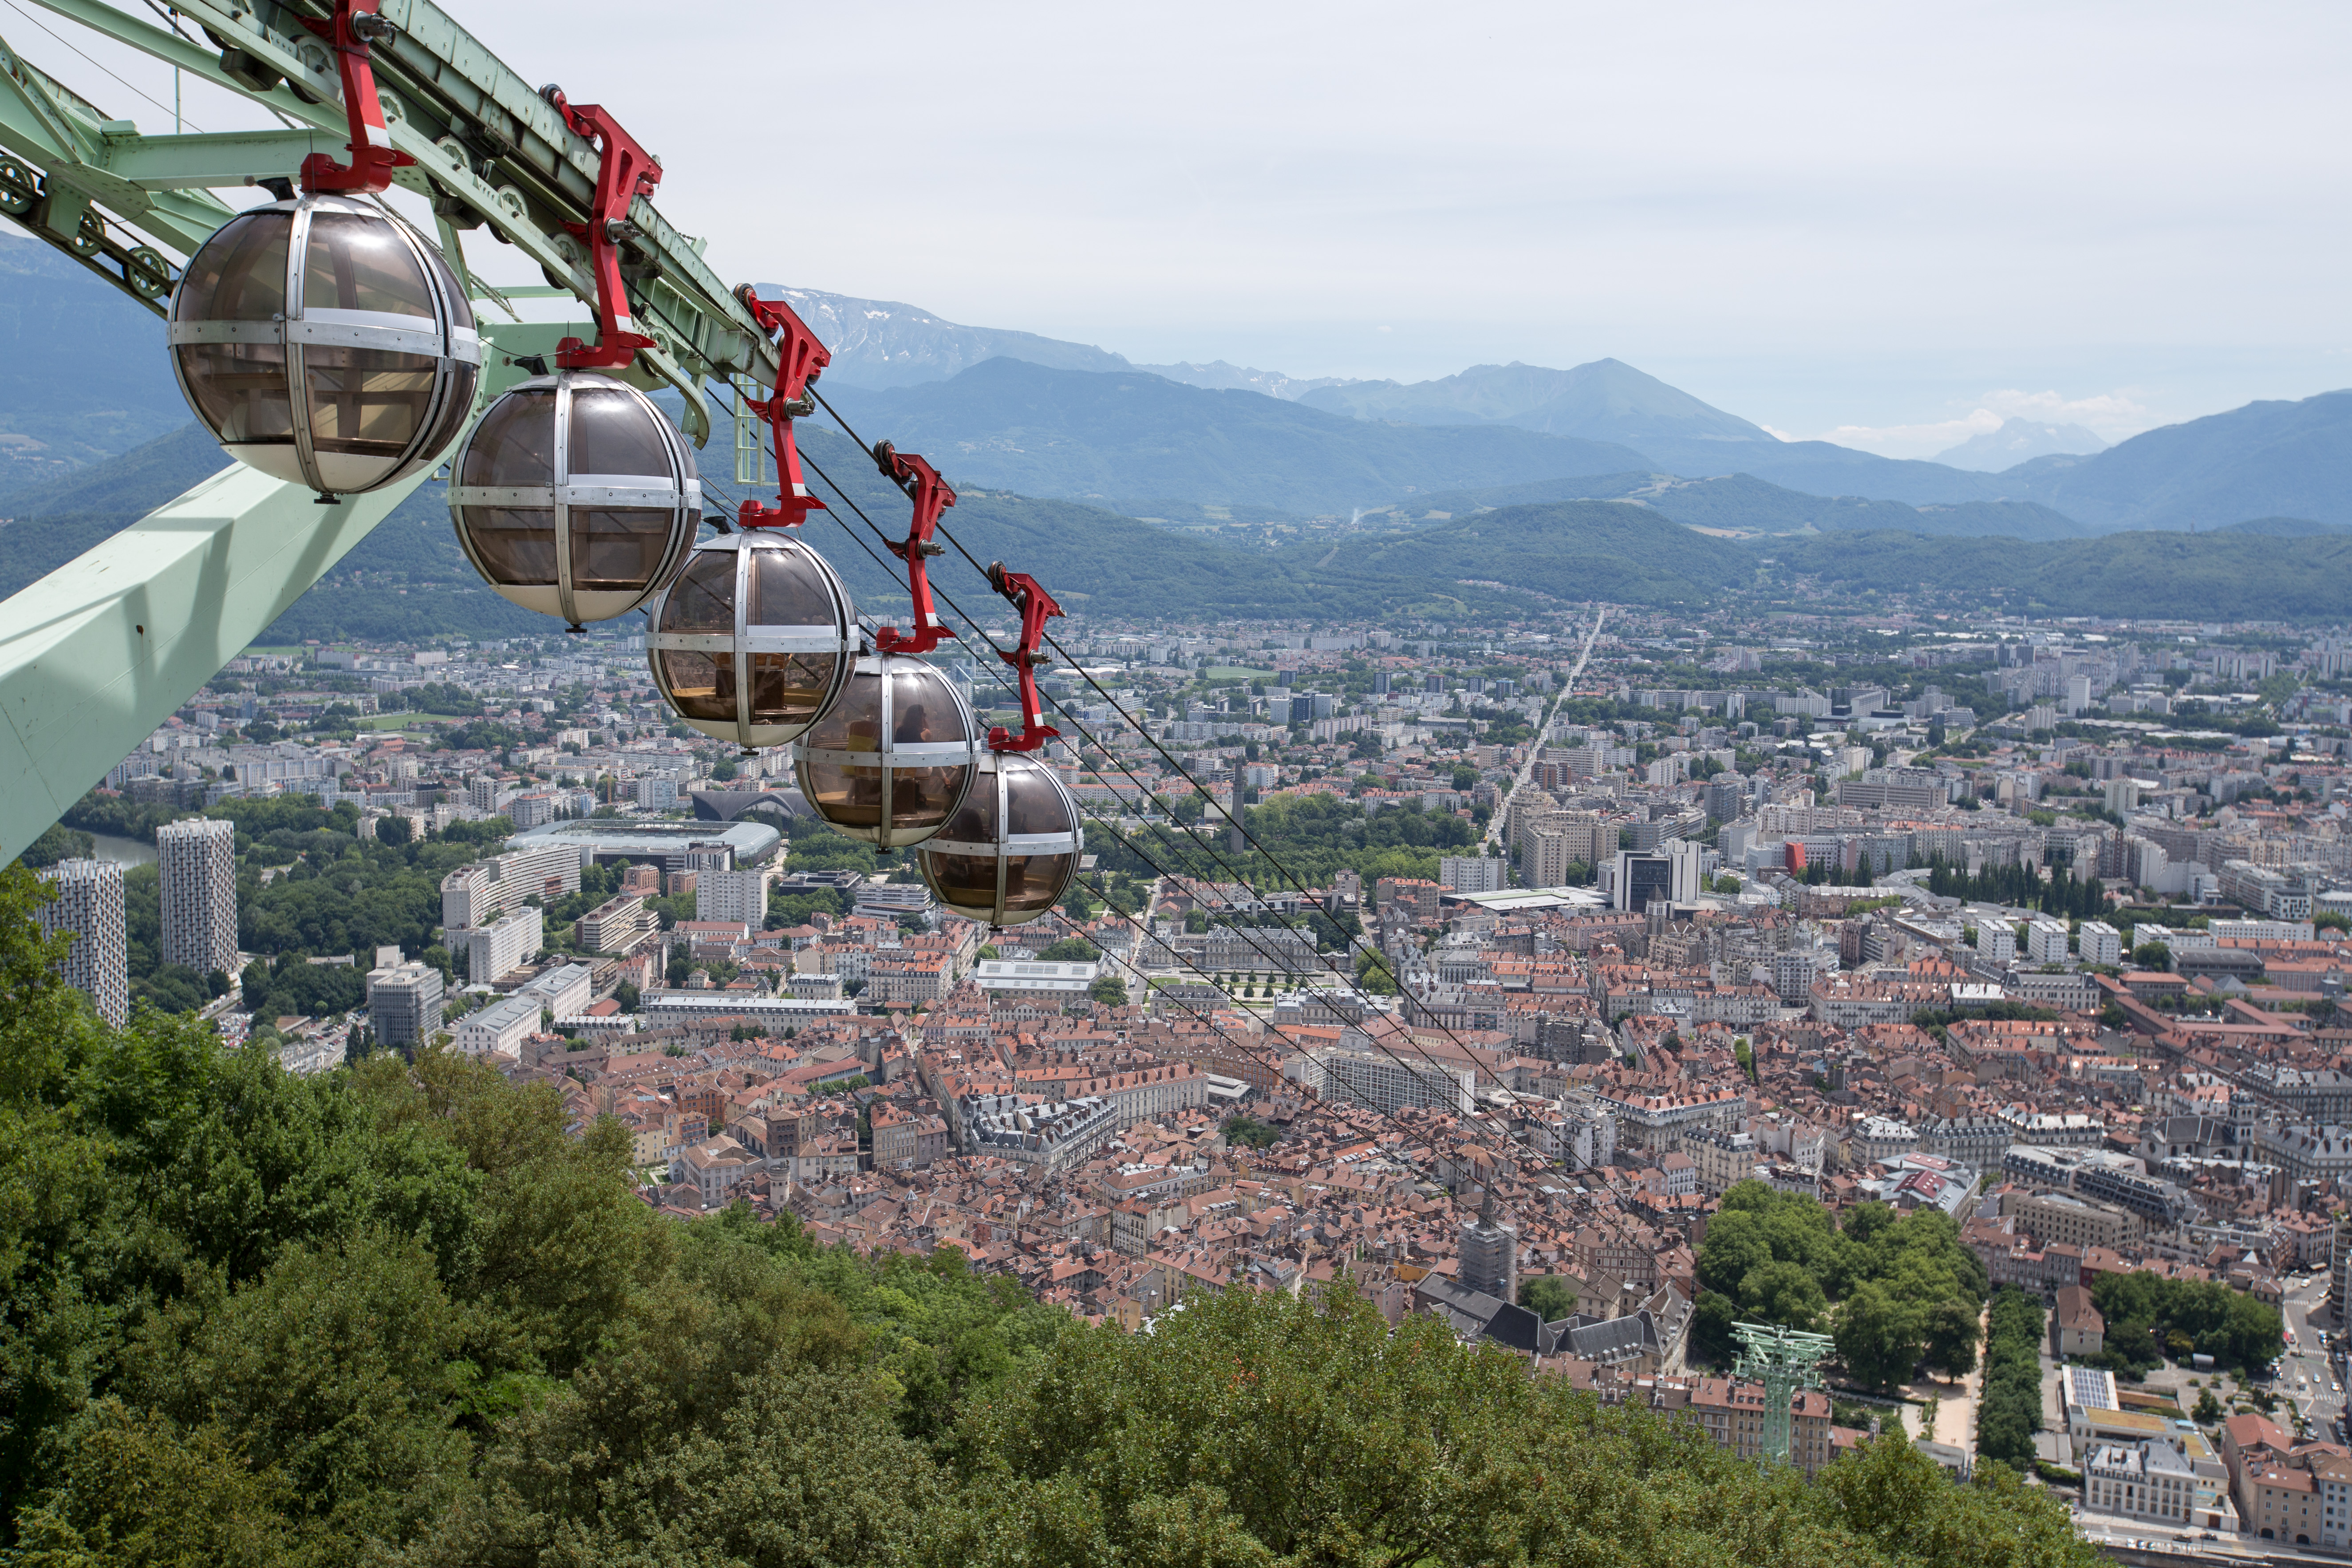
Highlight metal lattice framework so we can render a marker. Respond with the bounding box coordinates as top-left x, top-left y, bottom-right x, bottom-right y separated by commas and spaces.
1731, 1319, 1835, 1467
0, 0, 810, 862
